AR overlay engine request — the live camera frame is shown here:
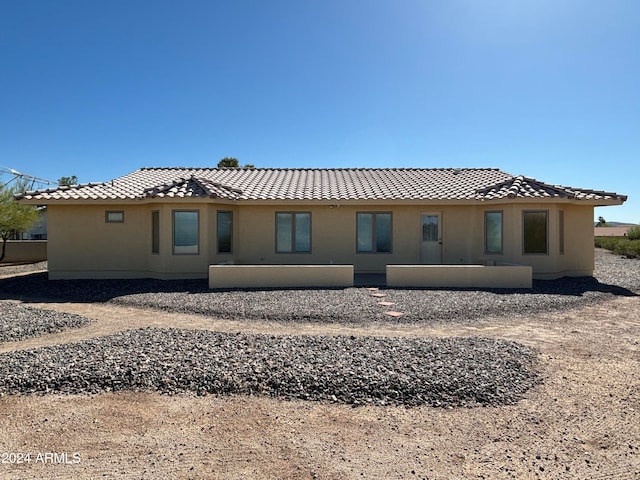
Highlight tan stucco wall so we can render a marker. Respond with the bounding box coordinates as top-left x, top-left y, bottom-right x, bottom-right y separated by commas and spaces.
234, 204, 505, 271
209, 265, 354, 288
234, 203, 595, 278
47, 204, 212, 279
475, 203, 595, 279
387, 264, 532, 288
47, 205, 148, 278
44, 201, 596, 280
234, 205, 419, 272
146, 204, 213, 278
557, 204, 595, 277
0, 240, 47, 264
